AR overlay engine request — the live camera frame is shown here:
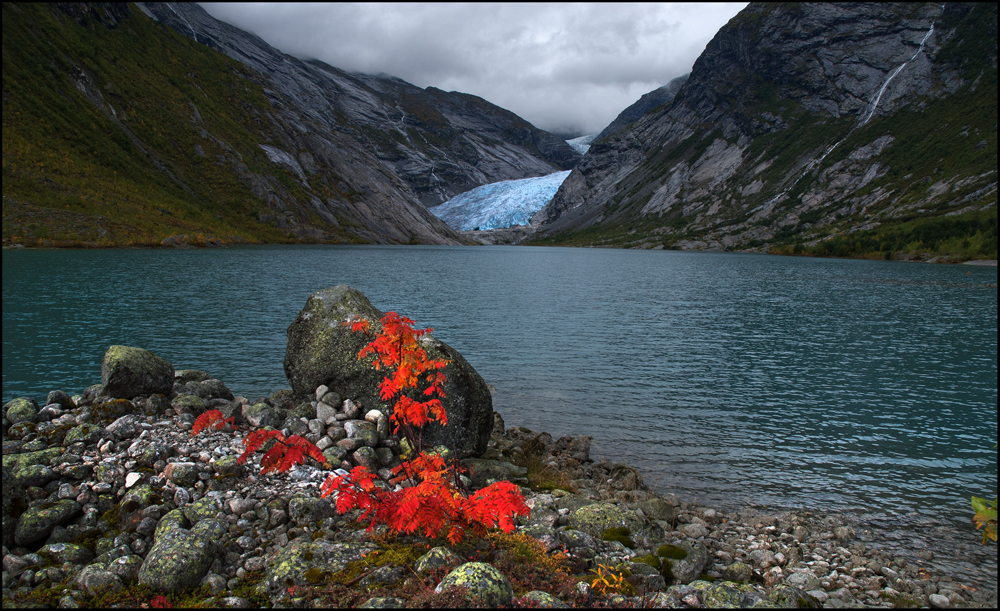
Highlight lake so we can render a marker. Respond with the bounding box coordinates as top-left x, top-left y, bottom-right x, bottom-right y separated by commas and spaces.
3, 246, 997, 540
